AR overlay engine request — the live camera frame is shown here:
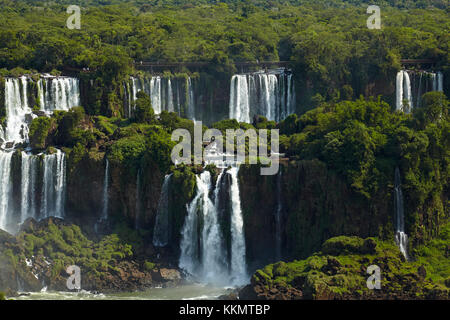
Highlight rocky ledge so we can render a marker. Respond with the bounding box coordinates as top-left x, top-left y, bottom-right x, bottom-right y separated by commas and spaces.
0, 218, 181, 297
239, 231, 450, 300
